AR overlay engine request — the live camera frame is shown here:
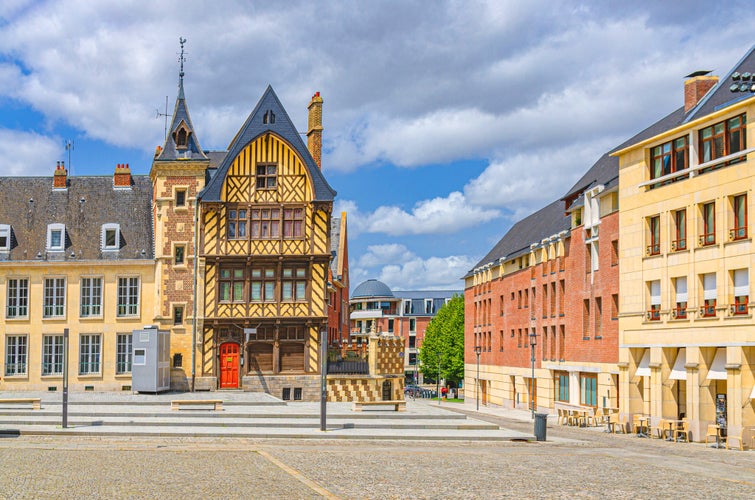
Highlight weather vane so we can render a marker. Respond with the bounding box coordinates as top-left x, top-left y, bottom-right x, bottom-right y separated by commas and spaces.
179, 37, 186, 80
